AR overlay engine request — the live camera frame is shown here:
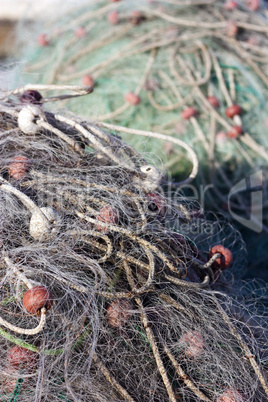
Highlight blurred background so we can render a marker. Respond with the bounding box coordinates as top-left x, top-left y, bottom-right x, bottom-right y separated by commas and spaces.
0, 0, 79, 59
